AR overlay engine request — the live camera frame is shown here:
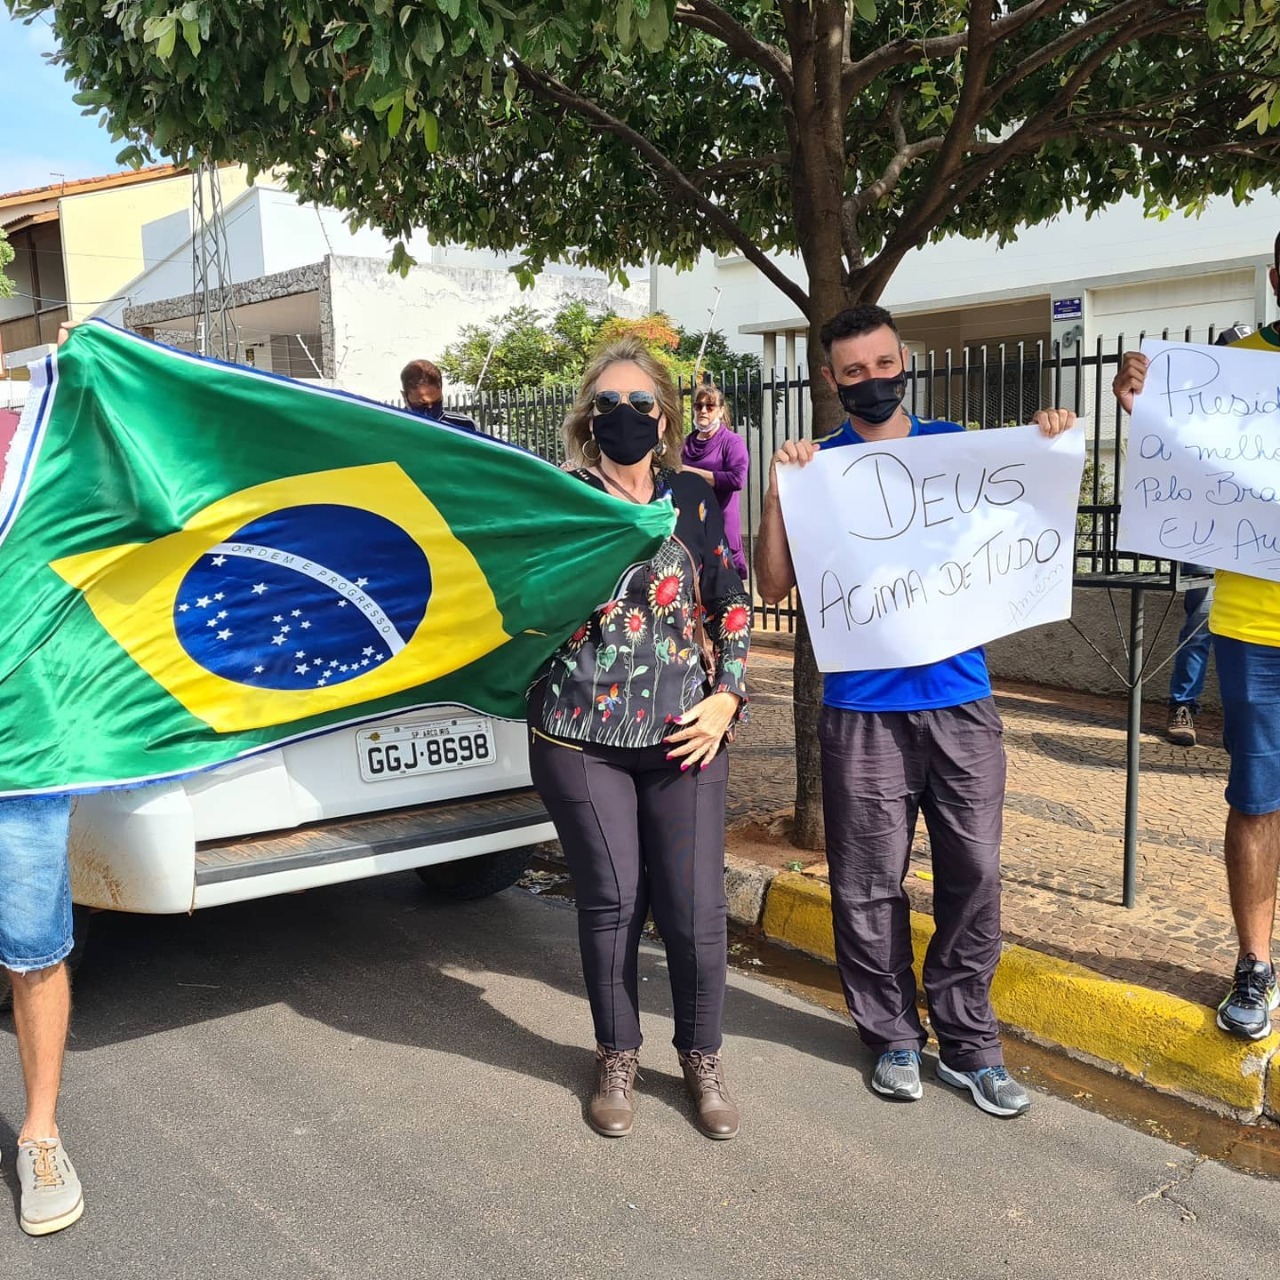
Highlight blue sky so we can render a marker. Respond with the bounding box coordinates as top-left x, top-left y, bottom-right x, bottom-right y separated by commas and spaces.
1, 10, 134, 194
